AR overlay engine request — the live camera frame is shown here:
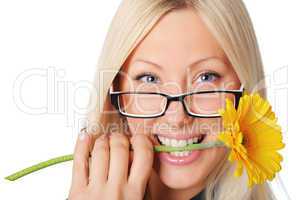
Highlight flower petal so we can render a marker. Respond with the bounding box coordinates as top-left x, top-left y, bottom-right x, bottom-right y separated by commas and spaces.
218, 92, 285, 187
